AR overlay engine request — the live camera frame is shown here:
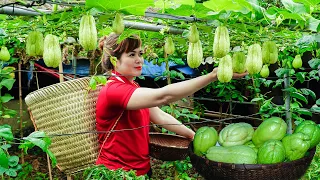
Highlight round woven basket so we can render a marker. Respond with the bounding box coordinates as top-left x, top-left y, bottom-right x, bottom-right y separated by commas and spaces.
149, 132, 191, 161
188, 142, 316, 180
